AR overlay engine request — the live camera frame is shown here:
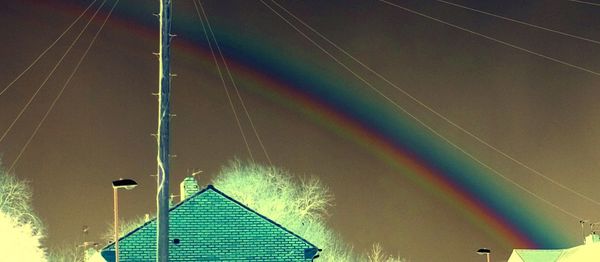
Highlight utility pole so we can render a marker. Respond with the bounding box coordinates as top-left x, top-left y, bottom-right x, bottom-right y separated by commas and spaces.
156, 0, 172, 261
